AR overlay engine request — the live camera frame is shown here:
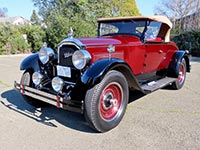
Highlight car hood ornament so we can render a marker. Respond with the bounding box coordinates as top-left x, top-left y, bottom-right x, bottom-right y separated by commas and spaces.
107, 45, 115, 60
68, 27, 74, 39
